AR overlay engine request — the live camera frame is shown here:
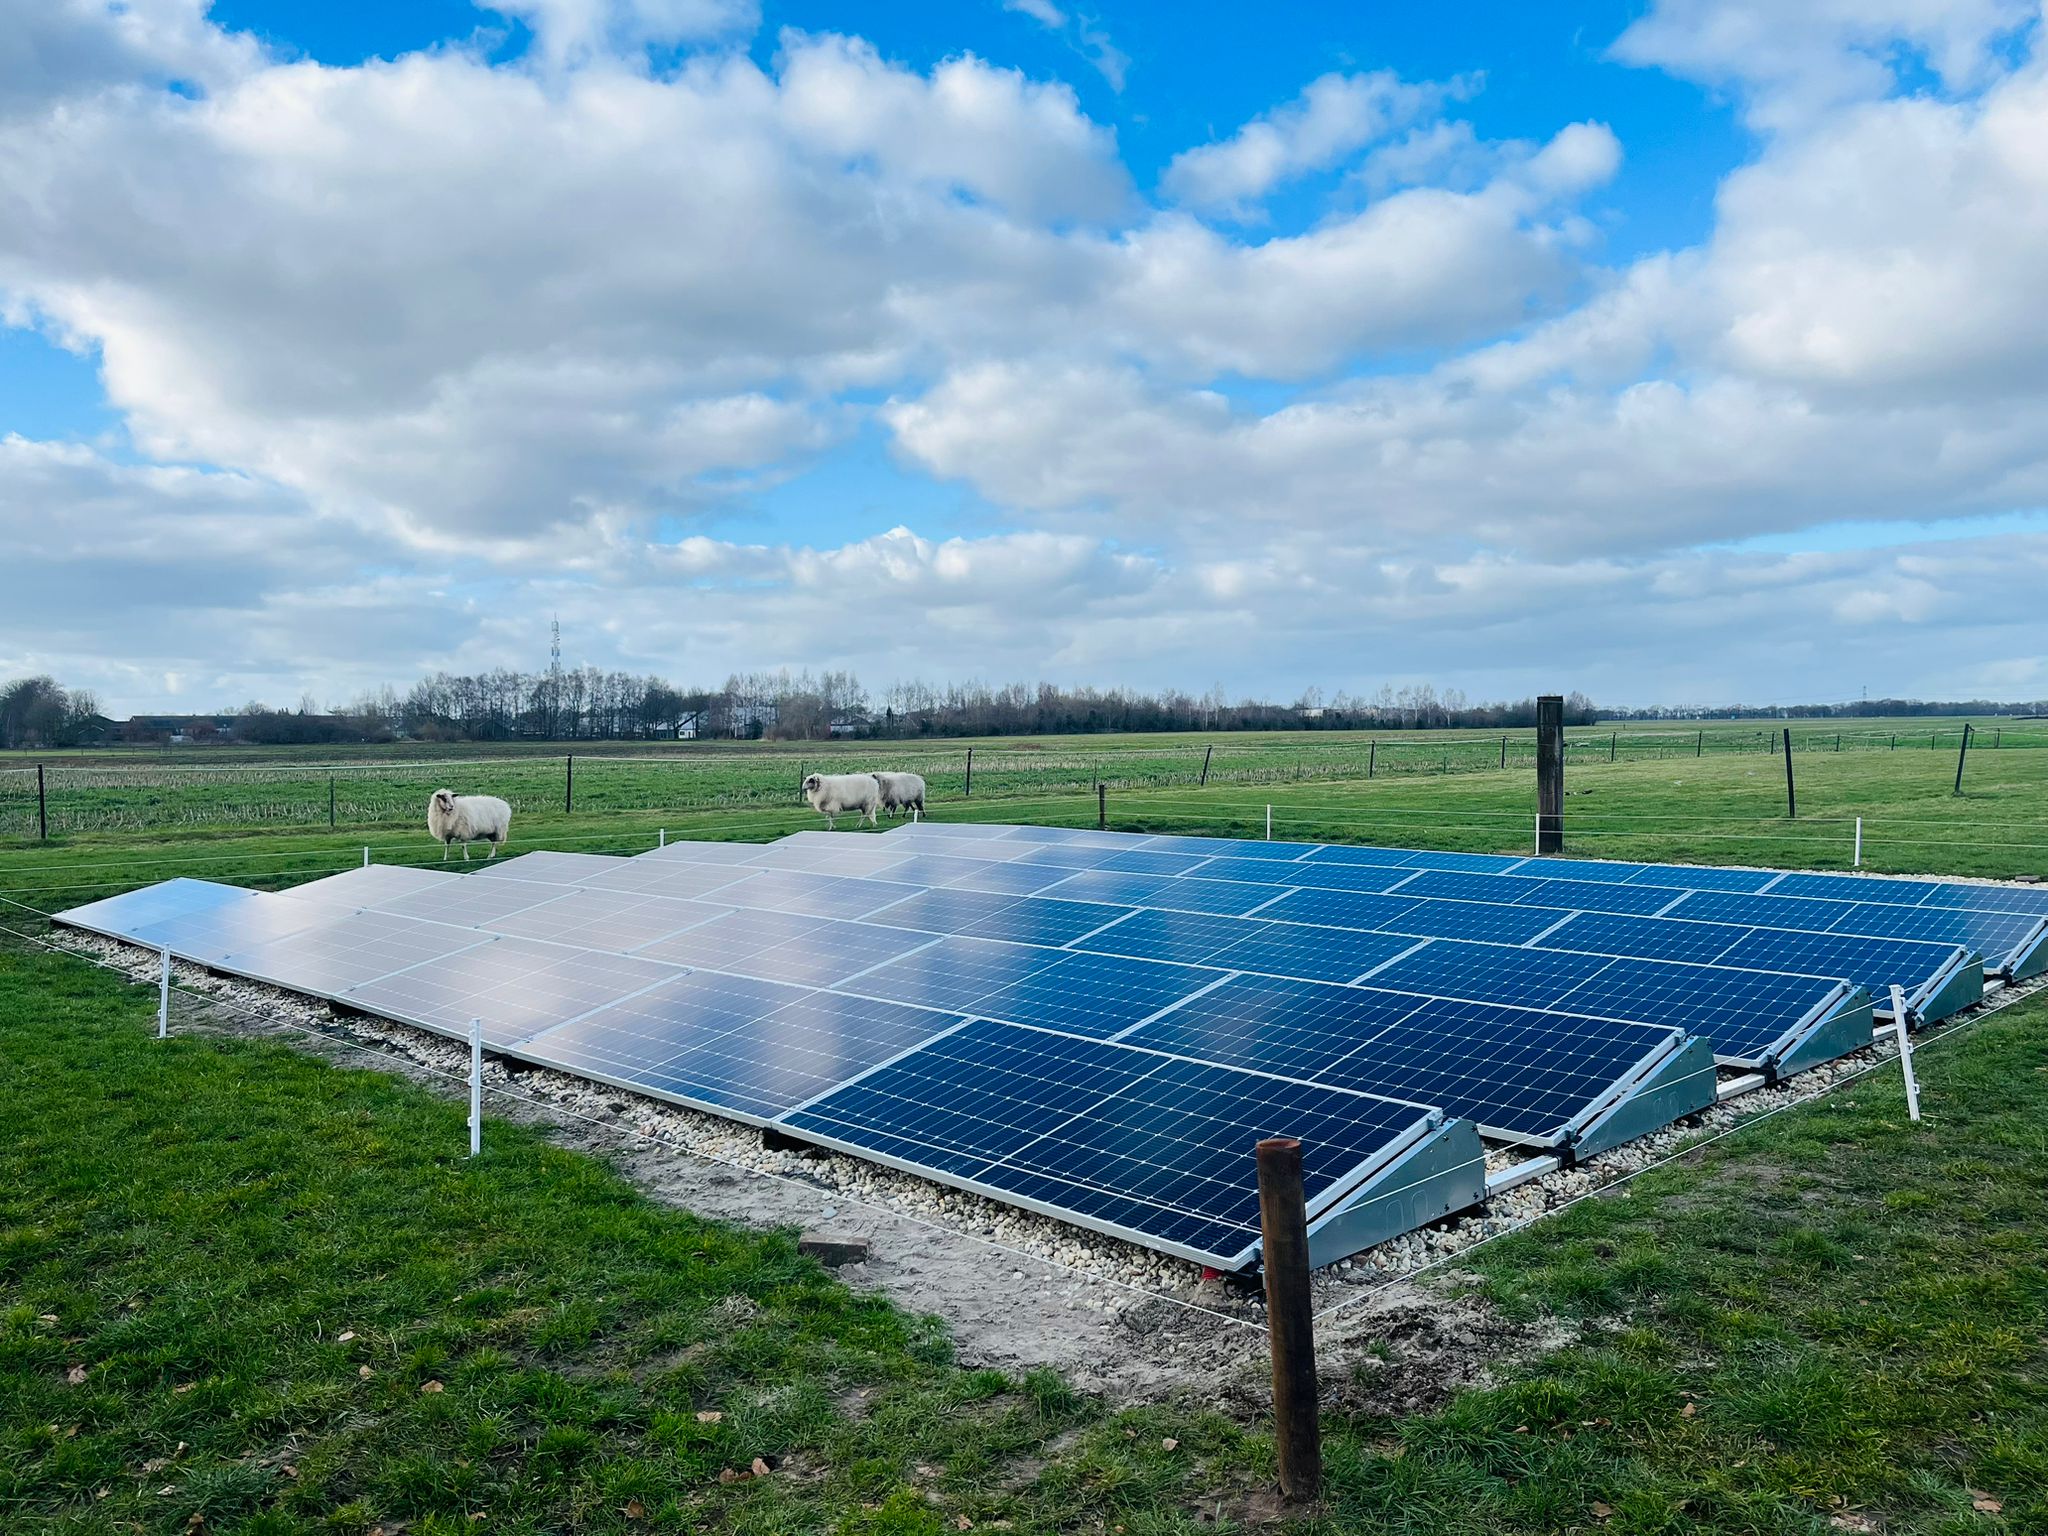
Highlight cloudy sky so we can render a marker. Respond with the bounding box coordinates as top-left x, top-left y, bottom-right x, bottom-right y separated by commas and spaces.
3, 0, 2046, 714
